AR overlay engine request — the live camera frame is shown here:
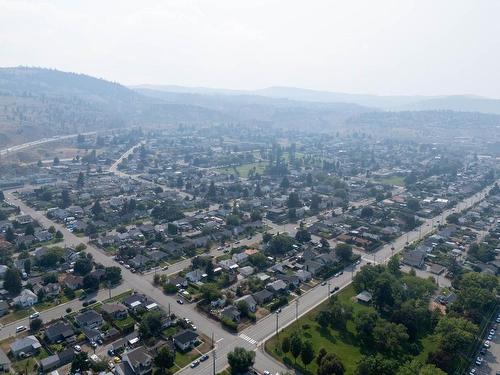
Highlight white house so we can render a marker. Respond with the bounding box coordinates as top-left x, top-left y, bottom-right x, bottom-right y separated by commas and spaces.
13, 289, 38, 308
